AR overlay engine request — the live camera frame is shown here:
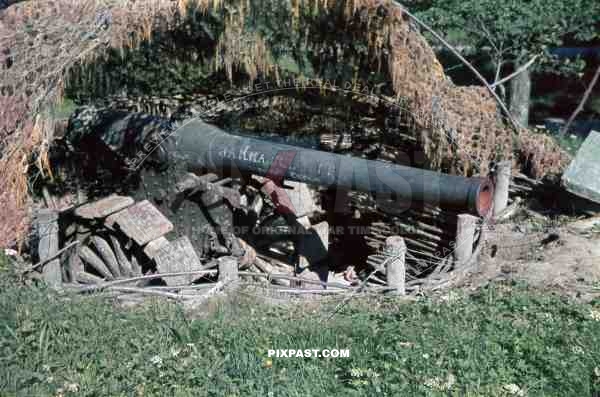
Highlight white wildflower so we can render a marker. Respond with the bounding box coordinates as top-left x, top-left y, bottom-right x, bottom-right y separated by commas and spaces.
424, 373, 456, 391
589, 309, 600, 321
64, 383, 79, 392
150, 355, 163, 366
503, 383, 526, 396
170, 347, 181, 357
